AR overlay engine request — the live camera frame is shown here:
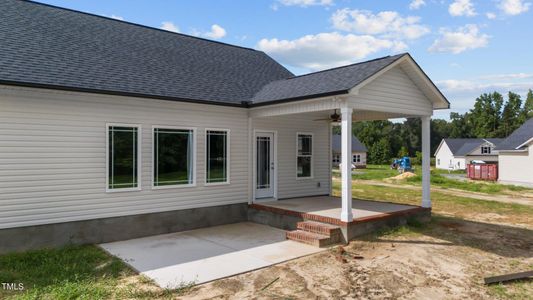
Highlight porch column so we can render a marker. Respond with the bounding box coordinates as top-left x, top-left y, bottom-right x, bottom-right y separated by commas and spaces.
421, 115, 431, 208
340, 107, 353, 222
